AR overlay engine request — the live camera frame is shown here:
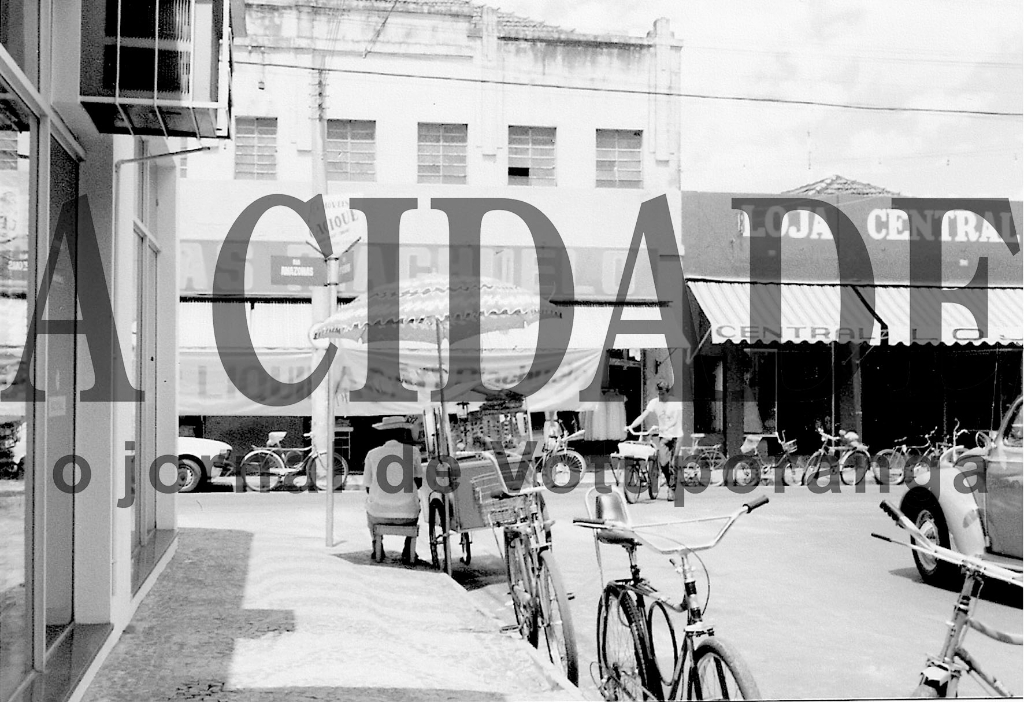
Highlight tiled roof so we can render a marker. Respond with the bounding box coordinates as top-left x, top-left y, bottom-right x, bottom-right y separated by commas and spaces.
784, 174, 901, 197
321, 0, 645, 43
